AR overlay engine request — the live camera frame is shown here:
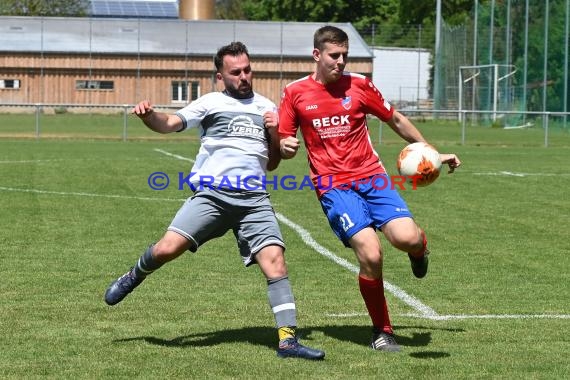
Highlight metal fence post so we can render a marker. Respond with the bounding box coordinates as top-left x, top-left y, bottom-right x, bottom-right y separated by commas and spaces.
542, 112, 550, 148
461, 111, 466, 145
35, 103, 41, 139
123, 104, 128, 142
